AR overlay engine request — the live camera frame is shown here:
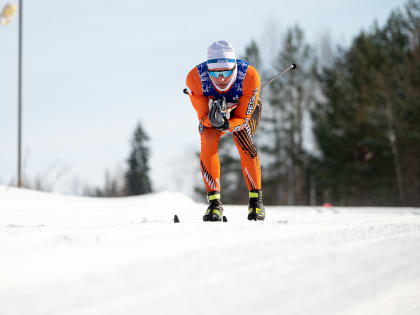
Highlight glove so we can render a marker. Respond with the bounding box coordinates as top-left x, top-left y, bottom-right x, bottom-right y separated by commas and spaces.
209, 99, 230, 130
217, 117, 230, 131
